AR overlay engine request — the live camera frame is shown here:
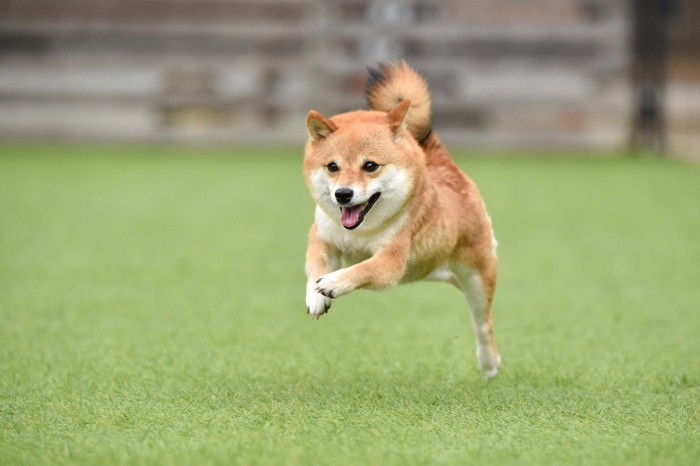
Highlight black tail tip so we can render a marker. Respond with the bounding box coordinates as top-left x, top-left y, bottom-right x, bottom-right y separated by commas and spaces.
364, 64, 387, 99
